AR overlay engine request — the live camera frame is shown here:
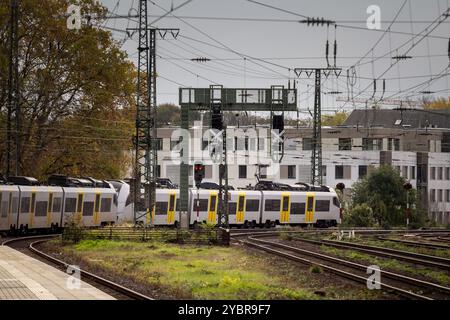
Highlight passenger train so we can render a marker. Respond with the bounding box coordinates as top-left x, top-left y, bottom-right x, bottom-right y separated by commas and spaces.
0, 175, 341, 234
